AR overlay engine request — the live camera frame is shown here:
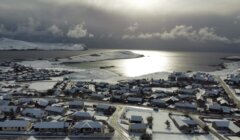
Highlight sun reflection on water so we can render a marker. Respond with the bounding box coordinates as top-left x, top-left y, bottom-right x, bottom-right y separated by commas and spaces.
120, 50, 171, 77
